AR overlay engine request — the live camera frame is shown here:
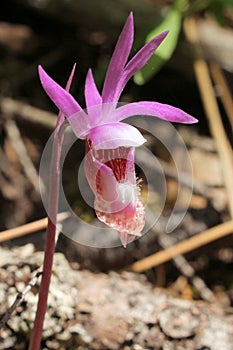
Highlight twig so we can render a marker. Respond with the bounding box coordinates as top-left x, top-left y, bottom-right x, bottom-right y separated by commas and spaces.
183, 17, 233, 218
158, 233, 215, 302
126, 220, 233, 272
209, 61, 233, 130
0, 270, 42, 329
0, 212, 70, 243
0, 224, 62, 330
179, 127, 216, 152
156, 156, 209, 197
5, 119, 43, 194
1, 97, 57, 129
